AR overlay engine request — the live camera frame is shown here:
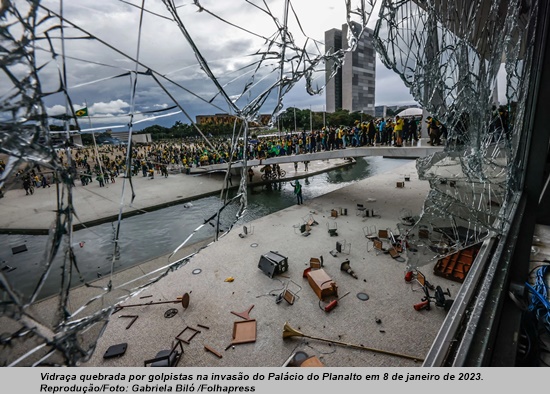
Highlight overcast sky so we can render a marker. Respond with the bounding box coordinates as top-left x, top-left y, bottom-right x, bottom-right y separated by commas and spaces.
26, 1, 503, 131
